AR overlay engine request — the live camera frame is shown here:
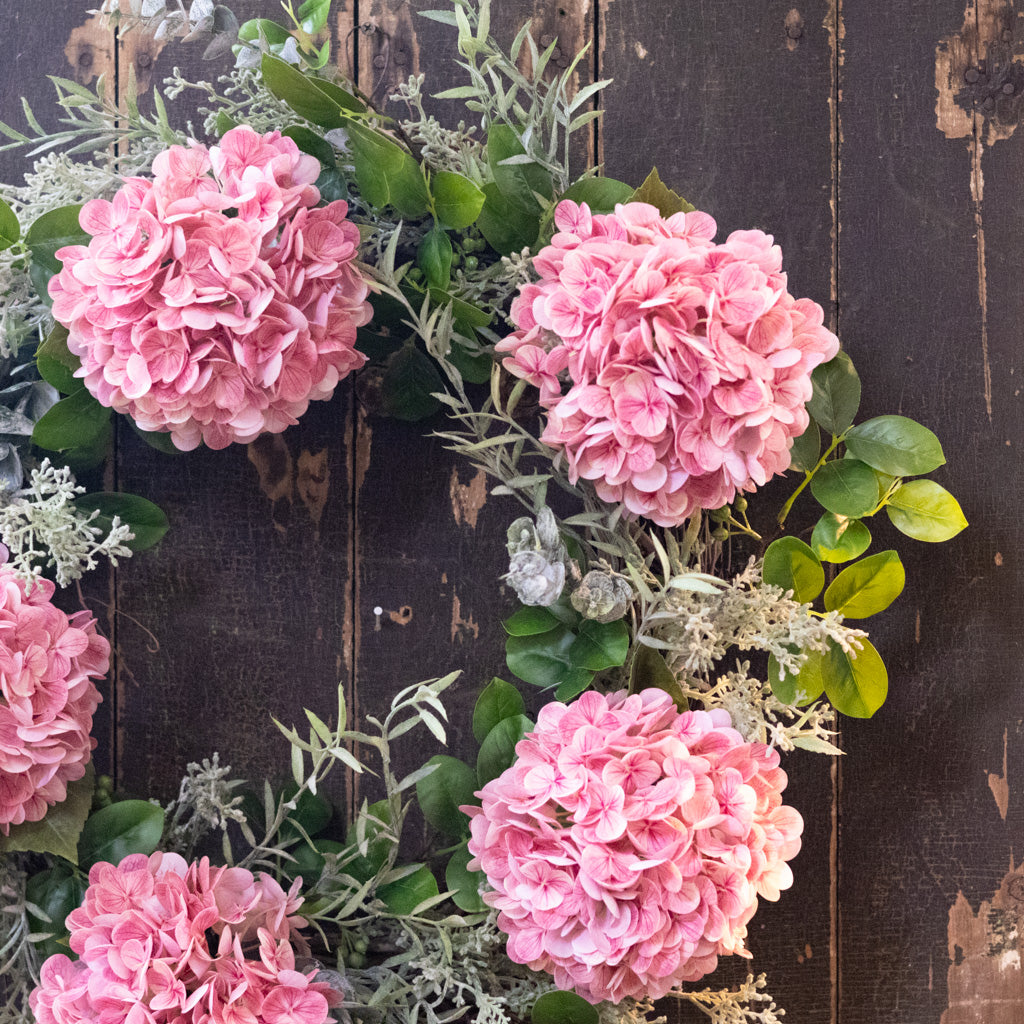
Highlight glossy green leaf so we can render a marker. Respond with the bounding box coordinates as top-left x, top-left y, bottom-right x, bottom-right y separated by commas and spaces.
25, 204, 87, 273
448, 342, 493, 383
554, 667, 595, 702
472, 677, 526, 744
769, 651, 820, 706
279, 784, 332, 841
344, 119, 430, 218
32, 388, 110, 452
810, 458, 879, 518
445, 841, 488, 912
377, 863, 439, 915
36, 323, 80, 394
26, 863, 88, 957
431, 170, 486, 228
487, 124, 553, 210
417, 226, 452, 291
811, 512, 871, 564
628, 167, 695, 216
343, 799, 392, 882
477, 714, 533, 786
0, 196, 19, 251
261, 55, 363, 127
807, 350, 861, 435
77, 799, 164, 869
559, 176, 634, 213
130, 421, 184, 455
762, 536, 825, 603
788, 418, 821, 473
282, 124, 336, 165
62, 418, 113, 473
416, 755, 477, 837
214, 111, 239, 136
502, 604, 562, 636
886, 480, 968, 542
238, 18, 291, 46
0, 765, 94, 863
821, 637, 888, 718
73, 492, 169, 552
824, 550, 905, 619
844, 415, 945, 477
532, 991, 599, 1024
379, 344, 443, 421
568, 618, 629, 672
505, 624, 575, 686
476, 182, 539, 255
297, 0, 331, 32
284, 838, 343, 883
629, 644, 687, 709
